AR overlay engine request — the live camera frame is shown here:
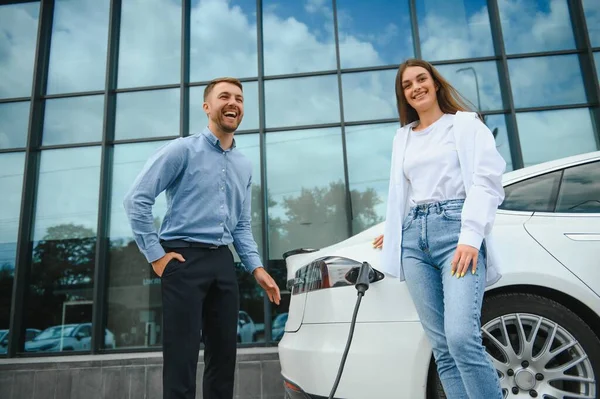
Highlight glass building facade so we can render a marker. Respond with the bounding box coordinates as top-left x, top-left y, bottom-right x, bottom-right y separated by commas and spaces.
0, 0, 599, 357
